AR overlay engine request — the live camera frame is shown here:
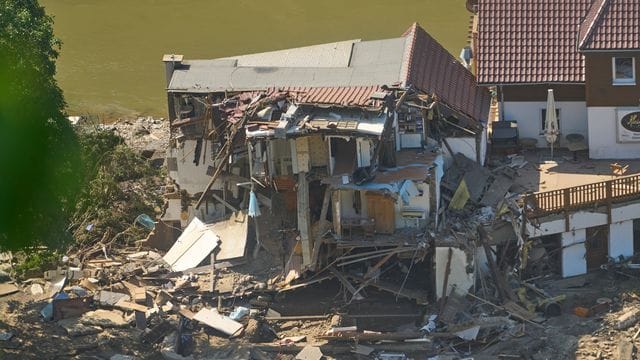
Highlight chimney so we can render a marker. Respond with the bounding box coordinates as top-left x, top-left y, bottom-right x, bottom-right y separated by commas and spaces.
162, 54, 184, 87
